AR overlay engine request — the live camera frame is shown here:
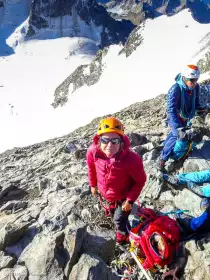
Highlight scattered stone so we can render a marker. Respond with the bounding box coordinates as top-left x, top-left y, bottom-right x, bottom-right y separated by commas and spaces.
0, 251, 16, 270
0, 221, 30, 250
0, 268, 12, 280
127, 132, 147, 147
0, 201, 28, 212
11, 265, 28, 280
